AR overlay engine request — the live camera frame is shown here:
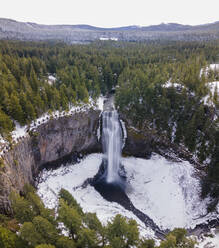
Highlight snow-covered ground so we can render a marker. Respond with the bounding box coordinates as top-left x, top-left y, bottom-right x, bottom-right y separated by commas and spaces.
47, 74, 57, 85
203, 81, 219, 106
96, 95, 105, 111
209, 64, 219, 71
11, 121, 27, 140
37, 153, 155, 239
37, 153, 218, 246
200, 64, 219, 77
162, 76, 218, 117
200, 64, 219, 108
198, 229, 219, 248
123, 155, 215, 230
